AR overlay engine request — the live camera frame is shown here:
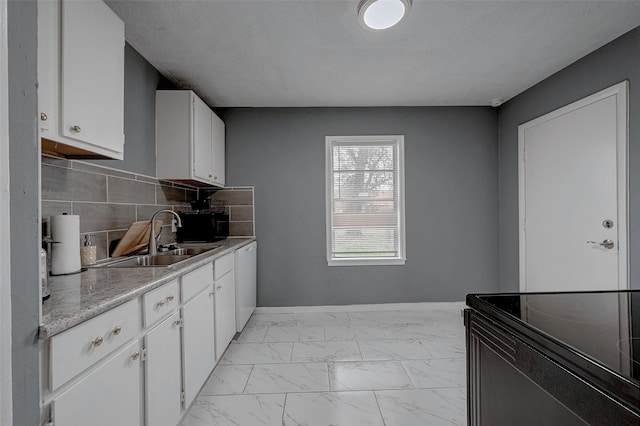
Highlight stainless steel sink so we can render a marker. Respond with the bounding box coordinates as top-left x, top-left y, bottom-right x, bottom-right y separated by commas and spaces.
168, 246, 220, 256
96, 254, 192, 268
89, 243, 224, 268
